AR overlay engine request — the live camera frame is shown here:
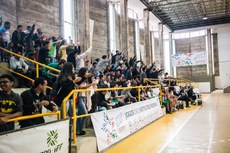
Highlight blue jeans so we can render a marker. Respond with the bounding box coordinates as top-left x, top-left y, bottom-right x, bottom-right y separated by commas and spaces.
77, 96, 88, 133
59, 99, 73, 118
